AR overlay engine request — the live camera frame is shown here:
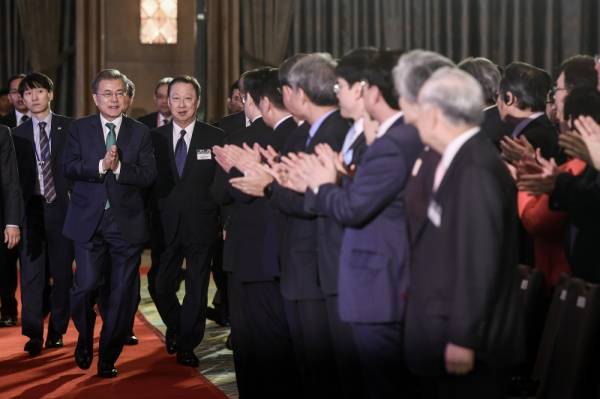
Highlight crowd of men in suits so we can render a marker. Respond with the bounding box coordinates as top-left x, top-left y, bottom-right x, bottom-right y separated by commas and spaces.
1, 48, 600, 398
